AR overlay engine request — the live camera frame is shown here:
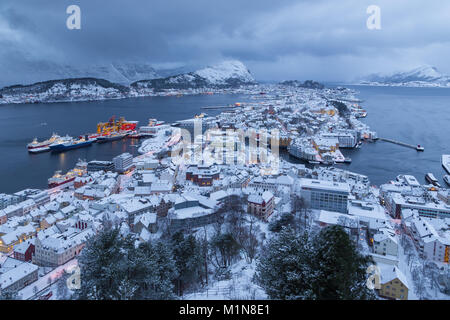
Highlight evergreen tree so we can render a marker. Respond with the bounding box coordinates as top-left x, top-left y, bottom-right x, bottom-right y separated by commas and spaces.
56, 271, 70, 300
75, 227, 127, 300
255, 227, 314, 299
139, 240, 178, 300
170, 231, 205, 296
255, 225, 376, 300
268, 212, 294, 233
74, 227, 178, 300
310, 225, 376, 300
